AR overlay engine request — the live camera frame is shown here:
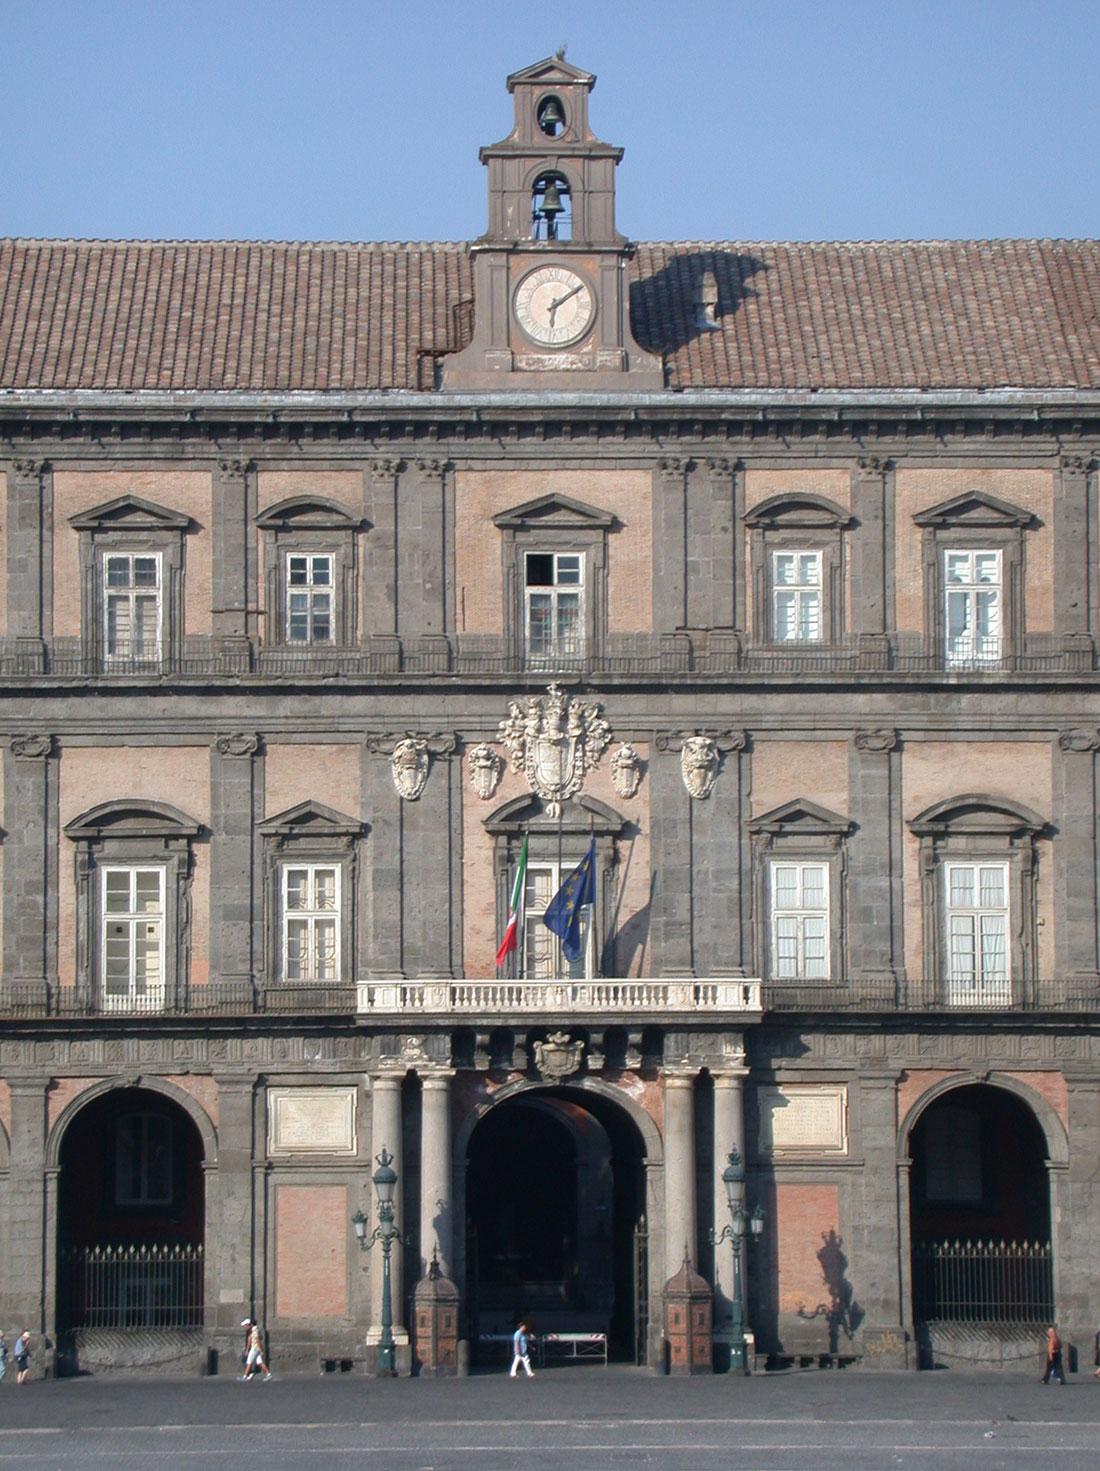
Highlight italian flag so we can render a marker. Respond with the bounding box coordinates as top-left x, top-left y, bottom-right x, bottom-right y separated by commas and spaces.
495, 833, 528, 968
